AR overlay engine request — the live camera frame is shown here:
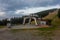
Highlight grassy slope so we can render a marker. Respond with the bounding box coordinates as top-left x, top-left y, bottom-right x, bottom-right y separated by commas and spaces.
43, 10, 58, 20
51, 17, 60, 27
